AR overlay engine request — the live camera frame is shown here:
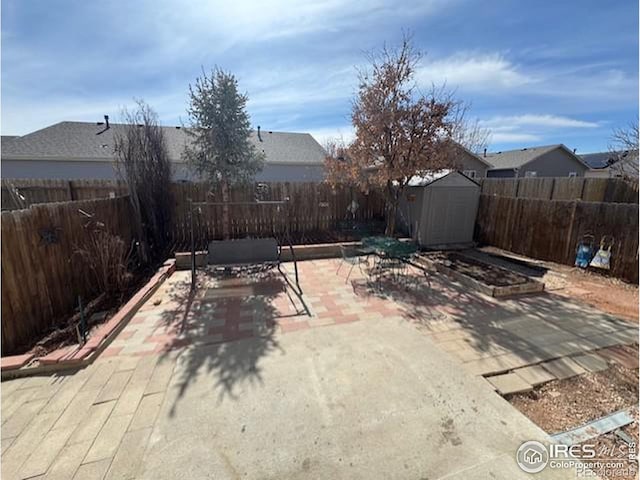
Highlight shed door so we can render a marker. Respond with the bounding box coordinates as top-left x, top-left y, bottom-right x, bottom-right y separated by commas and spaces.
421, 187, 479, 246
